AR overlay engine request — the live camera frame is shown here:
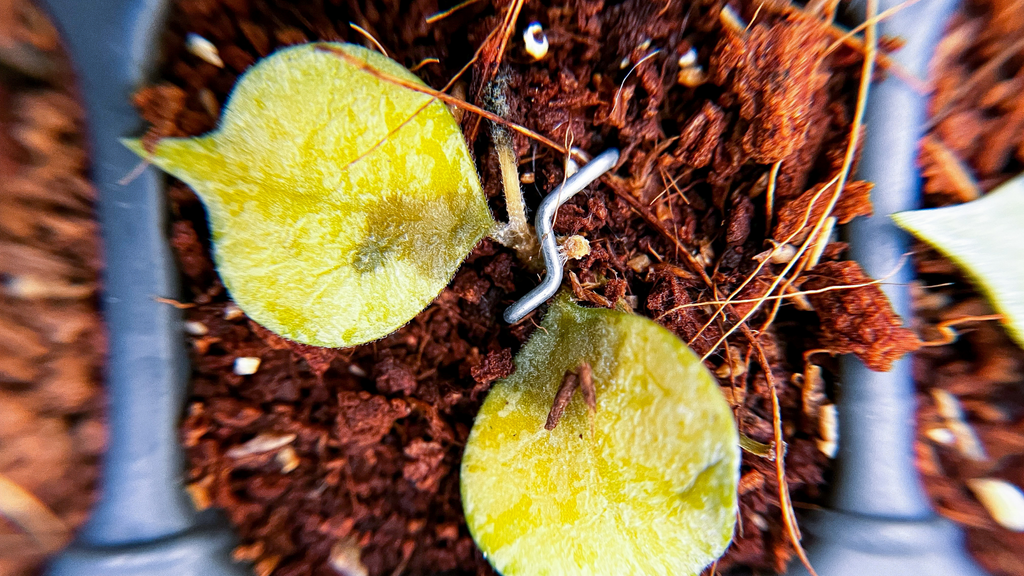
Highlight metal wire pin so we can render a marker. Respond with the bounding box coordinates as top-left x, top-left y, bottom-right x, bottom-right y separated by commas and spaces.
504, 148, 620, 324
